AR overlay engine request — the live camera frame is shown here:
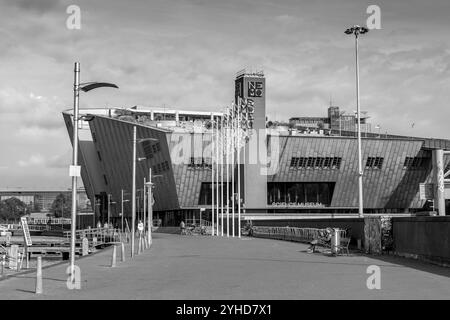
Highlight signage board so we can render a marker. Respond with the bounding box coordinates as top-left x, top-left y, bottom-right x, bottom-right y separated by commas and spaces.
419, 183, 433, 200
20, 217, 32, 246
